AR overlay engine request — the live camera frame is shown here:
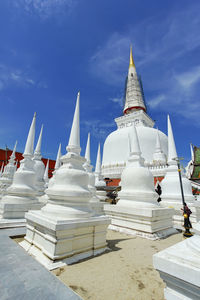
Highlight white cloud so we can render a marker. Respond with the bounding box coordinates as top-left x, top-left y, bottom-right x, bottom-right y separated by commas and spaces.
81, 119, 115, 140
0, 64, 45, 91
12, 0, 78, 19
148, 95, 166, 109
175, 66, 200, 91
109, 97, 123, 108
